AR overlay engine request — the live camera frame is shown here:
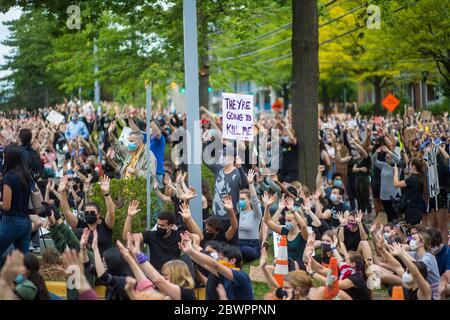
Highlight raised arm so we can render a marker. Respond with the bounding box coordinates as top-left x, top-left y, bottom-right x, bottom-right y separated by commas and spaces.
99, 176, 115, 229
262, 192, 282, 234
223, 195, 238, 242
179, 203, 203, 240
393, 164, 407, 188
